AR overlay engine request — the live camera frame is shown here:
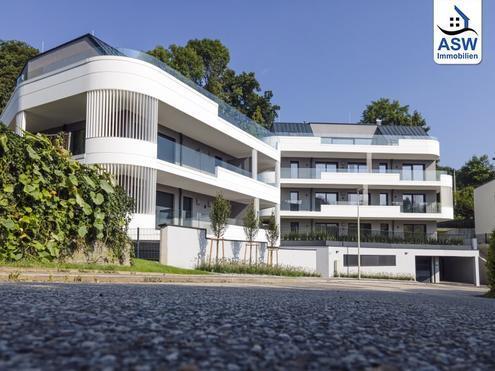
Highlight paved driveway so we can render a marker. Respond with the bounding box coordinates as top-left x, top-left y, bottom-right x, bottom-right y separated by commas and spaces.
0, 282, 493, 370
